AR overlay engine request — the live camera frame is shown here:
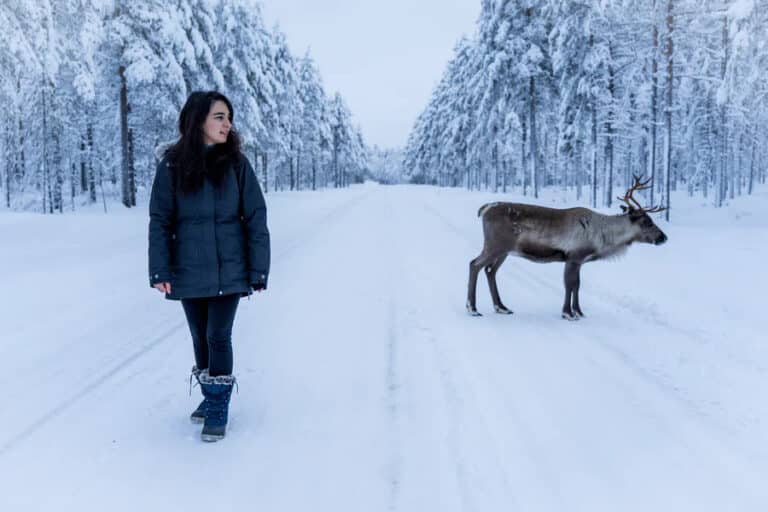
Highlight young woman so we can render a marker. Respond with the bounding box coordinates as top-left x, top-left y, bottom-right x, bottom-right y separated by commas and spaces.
149, 91, 270, 442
